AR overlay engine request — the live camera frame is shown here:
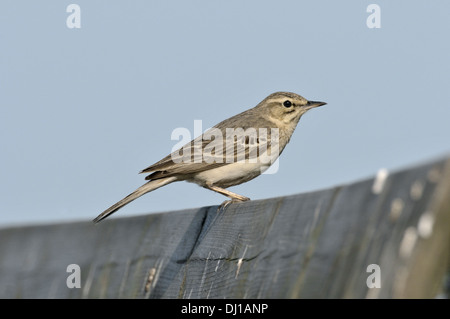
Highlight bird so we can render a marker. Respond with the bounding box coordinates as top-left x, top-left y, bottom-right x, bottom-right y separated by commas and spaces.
93, 92, 326, 223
